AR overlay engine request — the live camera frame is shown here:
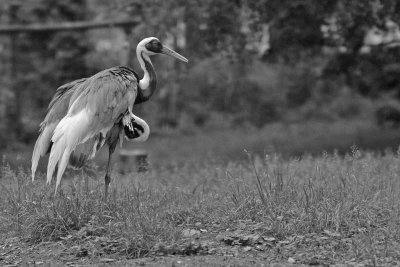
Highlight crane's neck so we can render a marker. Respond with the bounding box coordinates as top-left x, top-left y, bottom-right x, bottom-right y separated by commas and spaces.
135, 50, 157, 104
